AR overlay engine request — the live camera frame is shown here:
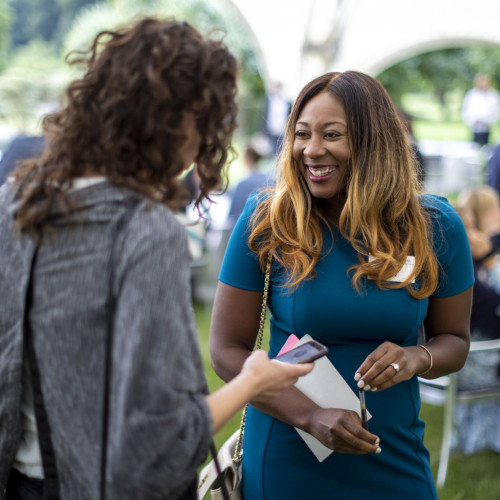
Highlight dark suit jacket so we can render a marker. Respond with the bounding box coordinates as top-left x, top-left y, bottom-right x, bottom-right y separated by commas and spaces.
0, 135, 45, 185
488, 144, 500, 196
